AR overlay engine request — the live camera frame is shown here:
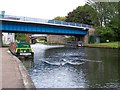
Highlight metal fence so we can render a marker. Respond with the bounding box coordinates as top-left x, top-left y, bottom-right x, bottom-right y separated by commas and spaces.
0, 14, 92, 28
